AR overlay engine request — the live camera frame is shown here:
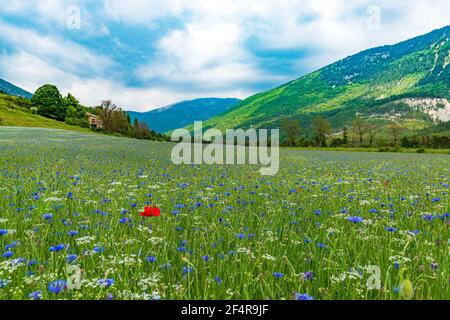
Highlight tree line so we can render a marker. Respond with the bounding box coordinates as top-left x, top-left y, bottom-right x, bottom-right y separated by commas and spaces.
281, 116, 450, 149
28, 84, 168, 141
